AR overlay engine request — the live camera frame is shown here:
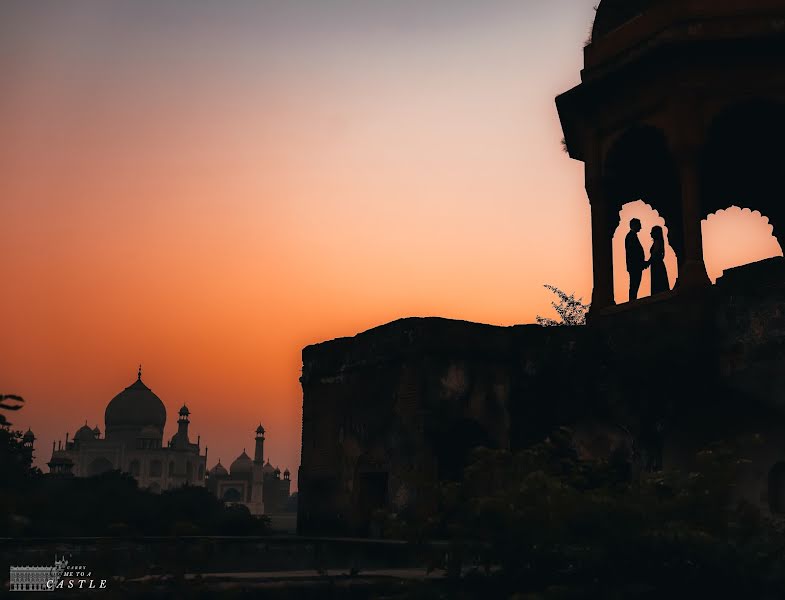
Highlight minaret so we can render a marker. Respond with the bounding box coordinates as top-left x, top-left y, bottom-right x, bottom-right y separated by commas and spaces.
22, 428, 35, 463
177, 405, 191, 444
22, 427, 35, 451
249, 423, 266, 515
254, 423, 265, 464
